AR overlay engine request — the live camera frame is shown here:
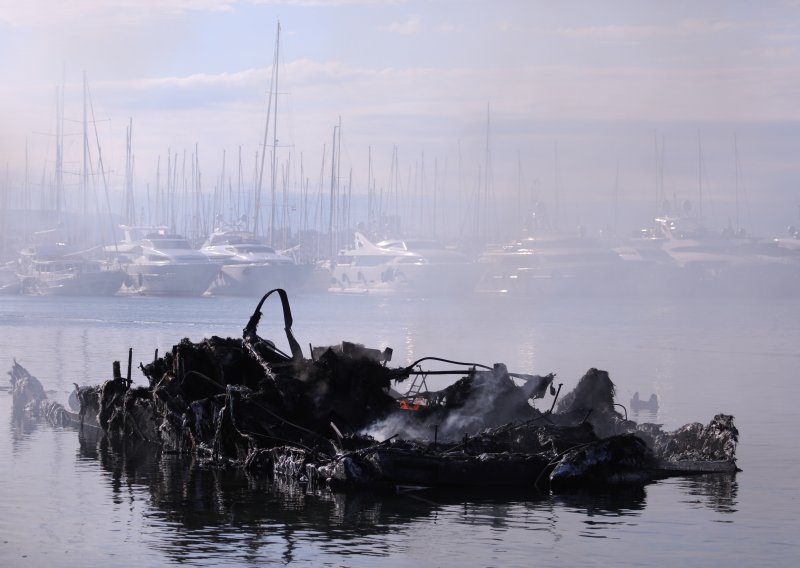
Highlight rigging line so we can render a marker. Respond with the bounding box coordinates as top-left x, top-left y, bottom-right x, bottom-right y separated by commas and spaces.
404, 356, 493, 372
87, 82, 116, 246
254, 21, 280, 238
